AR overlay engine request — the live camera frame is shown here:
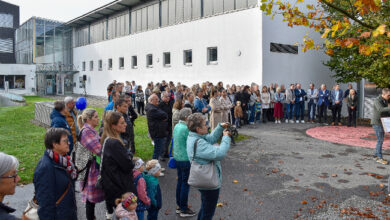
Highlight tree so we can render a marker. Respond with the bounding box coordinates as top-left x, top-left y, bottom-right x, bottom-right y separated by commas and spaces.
261, 0, 390, 87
